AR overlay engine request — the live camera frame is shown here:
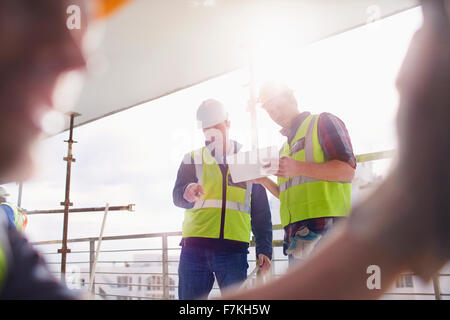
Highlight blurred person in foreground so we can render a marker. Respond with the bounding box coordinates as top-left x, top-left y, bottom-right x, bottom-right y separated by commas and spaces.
0, 0, 88, 299
223, 0, 450, 299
